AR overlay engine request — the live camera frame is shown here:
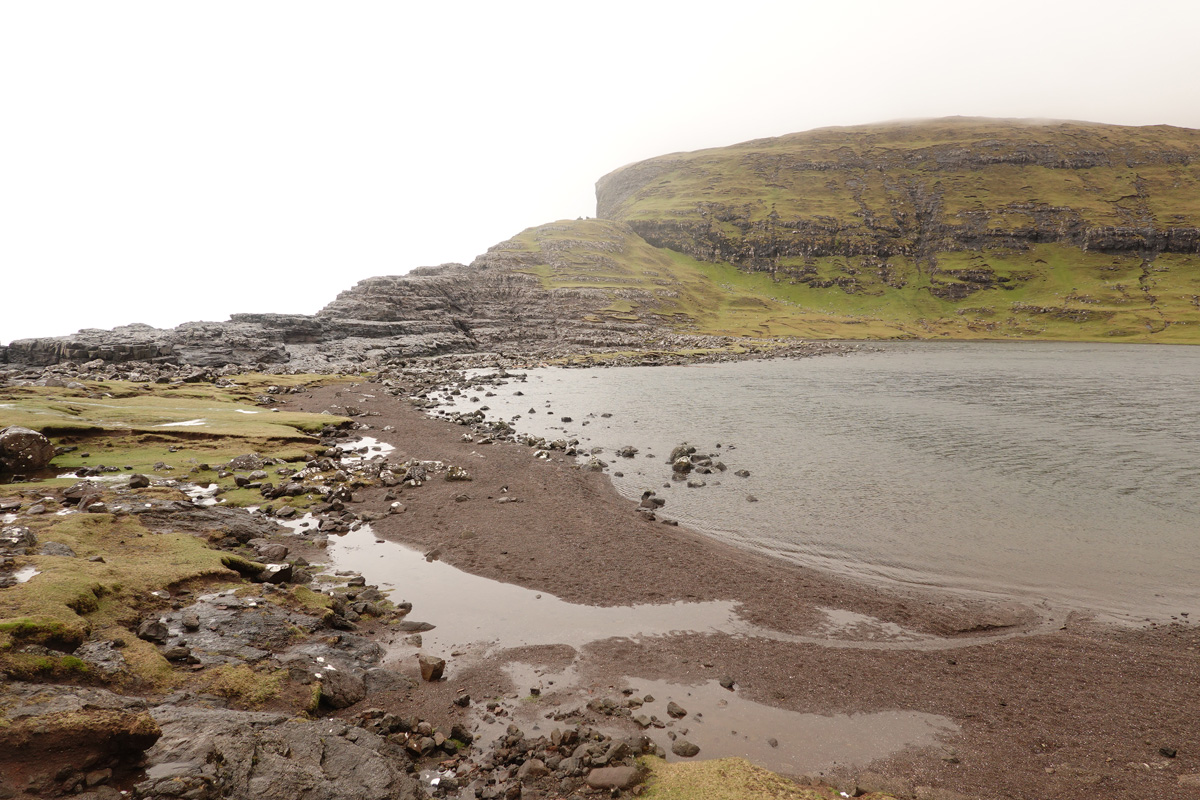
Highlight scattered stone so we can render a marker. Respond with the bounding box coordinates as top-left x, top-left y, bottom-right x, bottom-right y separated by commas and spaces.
517, 758, 550, 781
666, 701, 687, 719
671, 739, 700, 757
256, 563, 293, 584
163, 646, 192, 662
719, 676, 736, 690
417, 653, 445, 681
398, 620, 434, 632
254, 542, 289, 561
0, 525, 37, 548
228, 454, 265, 471
128, 473, 151, 489
136, 620, 169, 644
445, 465, 472, 481
638, 491, 665, 510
